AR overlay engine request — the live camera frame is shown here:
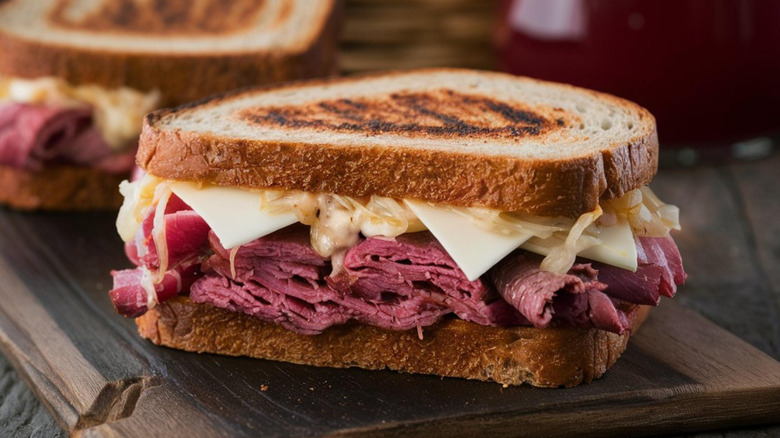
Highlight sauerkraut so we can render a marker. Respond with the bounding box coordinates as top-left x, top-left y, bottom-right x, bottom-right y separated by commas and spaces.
116, 177, 680, 278
0, 76, 160, 150
261, 190, 424, 257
